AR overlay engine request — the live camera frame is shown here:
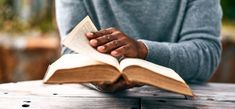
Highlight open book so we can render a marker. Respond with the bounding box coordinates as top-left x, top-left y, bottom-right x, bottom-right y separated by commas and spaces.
43, 16, 193, 97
